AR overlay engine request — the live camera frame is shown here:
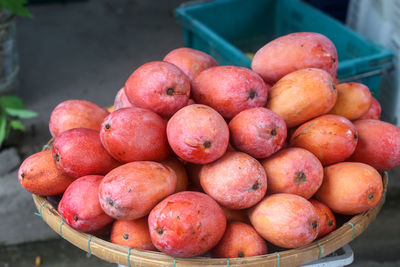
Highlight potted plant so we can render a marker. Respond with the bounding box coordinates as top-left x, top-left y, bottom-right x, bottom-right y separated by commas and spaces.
0, 1, 36, 150
0, 0, 31, 95
0, 95, 37, 148
0, 2, 35, 168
